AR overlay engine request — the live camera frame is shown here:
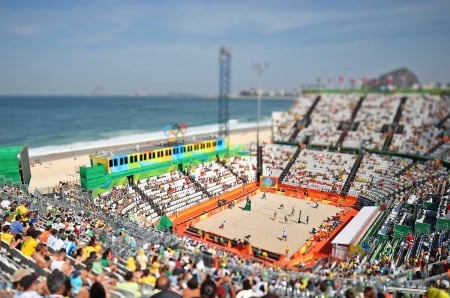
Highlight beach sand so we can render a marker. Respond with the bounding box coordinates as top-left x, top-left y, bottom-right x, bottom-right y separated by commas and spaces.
28, 127, 273, 192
